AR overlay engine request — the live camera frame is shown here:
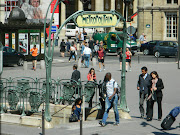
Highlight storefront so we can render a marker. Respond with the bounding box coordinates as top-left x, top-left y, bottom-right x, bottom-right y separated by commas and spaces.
0, 7, 48, 61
